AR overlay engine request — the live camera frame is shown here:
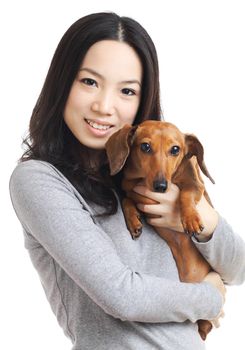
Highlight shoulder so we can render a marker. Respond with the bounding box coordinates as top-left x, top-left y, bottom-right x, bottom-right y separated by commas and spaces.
9, 159, 94, 215
10, 159, 61, 179
9, 159, 74, 205
9, 159, 67, 189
